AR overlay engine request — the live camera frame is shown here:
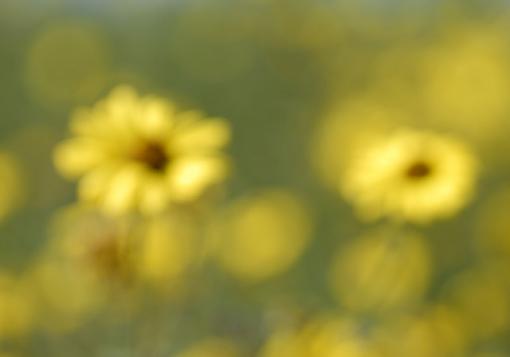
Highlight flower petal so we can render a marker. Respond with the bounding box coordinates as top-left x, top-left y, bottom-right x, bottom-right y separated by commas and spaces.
135, 97, 175, 140
100, 165, 143, 215
167, 156, 228, 202
78, 165, 118, 203
54, 139, 106, 178
172, 117, 230, 154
